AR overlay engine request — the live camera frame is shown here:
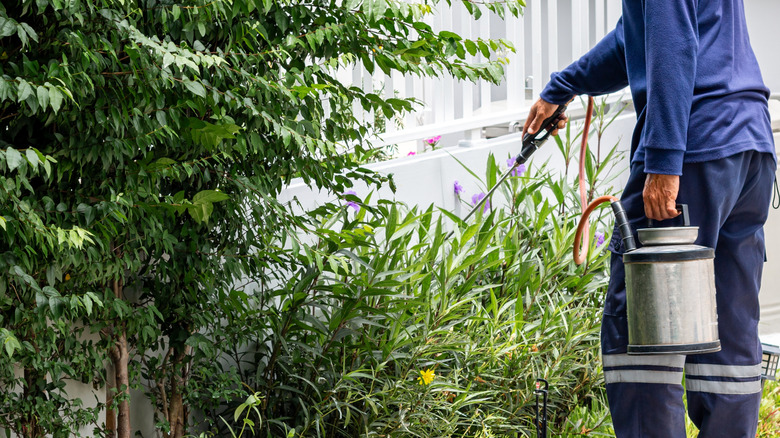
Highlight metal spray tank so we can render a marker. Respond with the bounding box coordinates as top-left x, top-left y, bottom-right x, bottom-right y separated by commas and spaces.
623, 204, 720, 354
575, 200, 721, 355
